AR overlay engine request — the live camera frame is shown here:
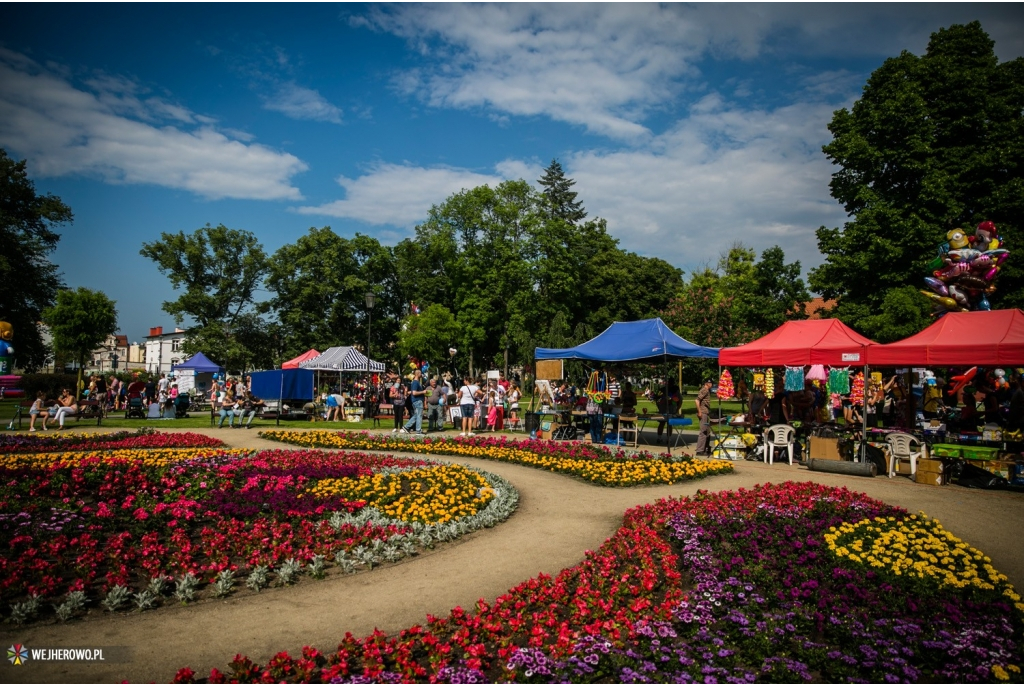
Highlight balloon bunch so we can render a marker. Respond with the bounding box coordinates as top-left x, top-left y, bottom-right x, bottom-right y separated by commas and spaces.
921, 221, 1008, 316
